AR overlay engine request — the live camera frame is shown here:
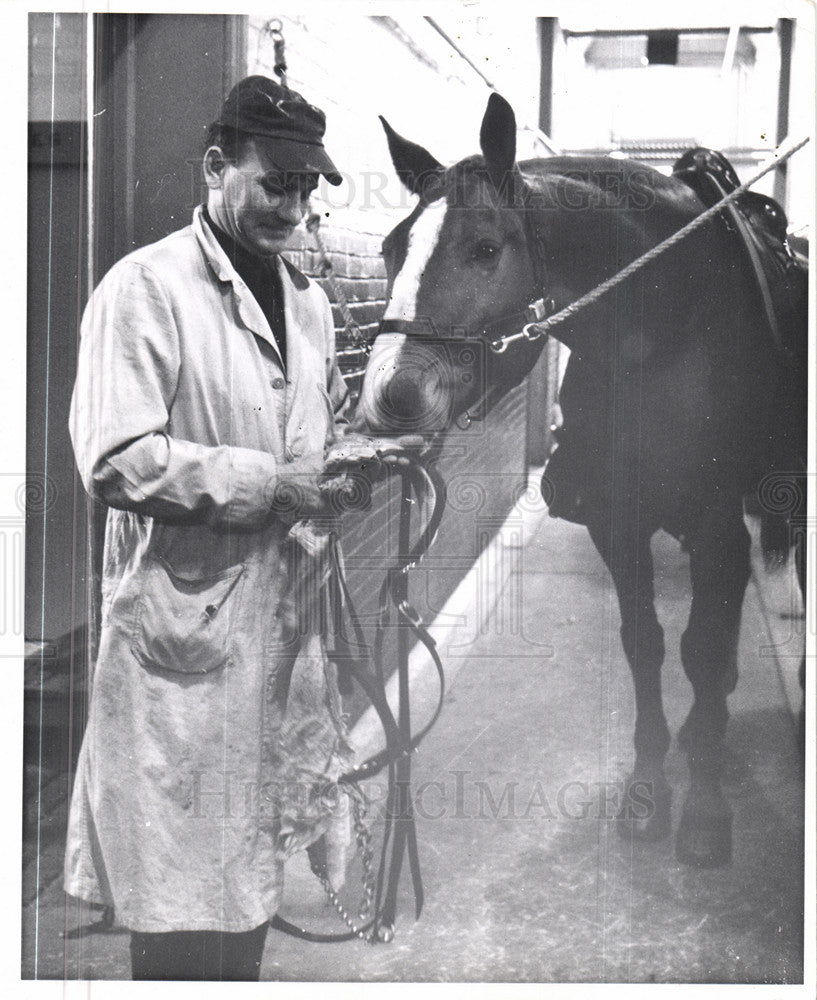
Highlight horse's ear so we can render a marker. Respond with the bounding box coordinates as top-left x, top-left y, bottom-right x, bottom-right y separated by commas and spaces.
379, 116, 444, 199
479, 92, 517, 195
